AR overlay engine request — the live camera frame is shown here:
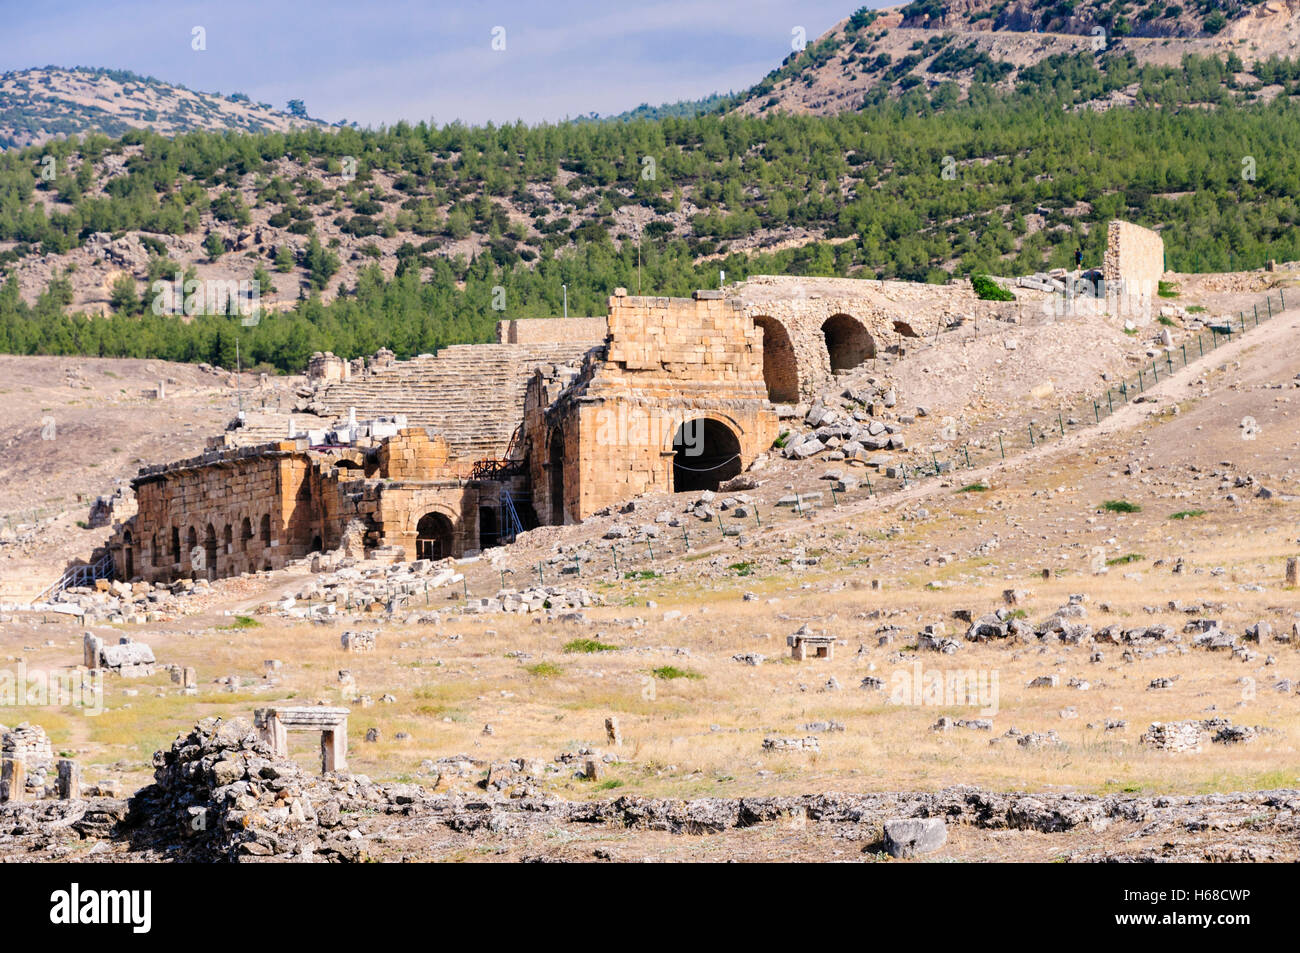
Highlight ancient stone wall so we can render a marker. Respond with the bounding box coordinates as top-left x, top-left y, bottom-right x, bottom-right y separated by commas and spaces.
125, 442, 320, 582
496, 317, 608, 345
730, 275, 980, 401
528, 290, 778, 522
118, 428, 485, 582
1102, 220, 1165, 293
